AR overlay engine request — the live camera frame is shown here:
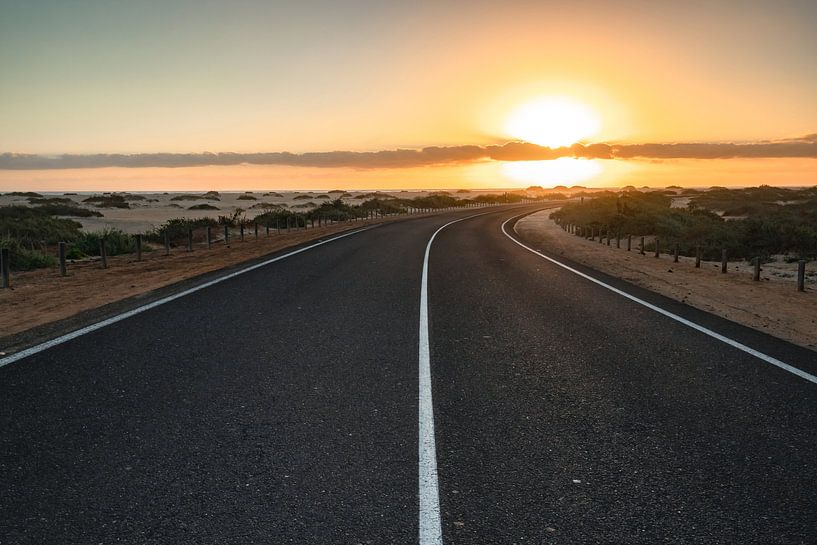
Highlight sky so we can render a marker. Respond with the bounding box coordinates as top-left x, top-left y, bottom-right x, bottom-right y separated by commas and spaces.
1, 0, 816, 190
